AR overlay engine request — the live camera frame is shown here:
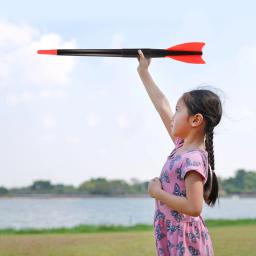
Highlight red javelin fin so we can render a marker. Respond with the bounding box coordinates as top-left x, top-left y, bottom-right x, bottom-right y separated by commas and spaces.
37, 49, 58, 55
166, 42, 205, 64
